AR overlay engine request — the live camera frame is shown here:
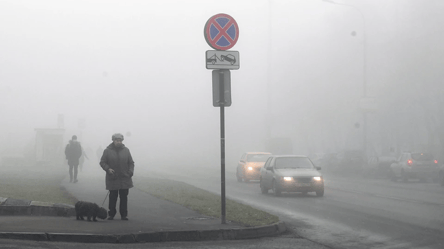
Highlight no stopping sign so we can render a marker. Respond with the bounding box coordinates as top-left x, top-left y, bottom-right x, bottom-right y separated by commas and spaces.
204, 13, 239, 51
